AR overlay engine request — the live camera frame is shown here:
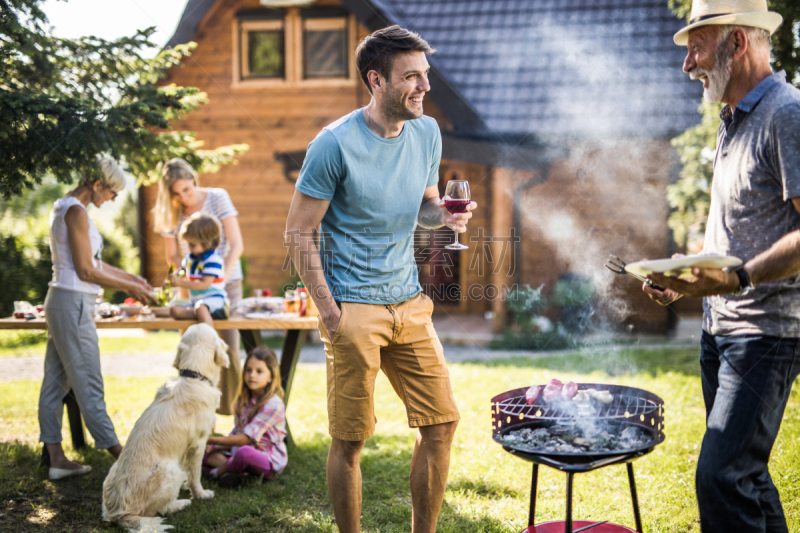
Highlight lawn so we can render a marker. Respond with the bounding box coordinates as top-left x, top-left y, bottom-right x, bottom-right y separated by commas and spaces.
2, 346, 800, 532
0, 330, 285, 357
